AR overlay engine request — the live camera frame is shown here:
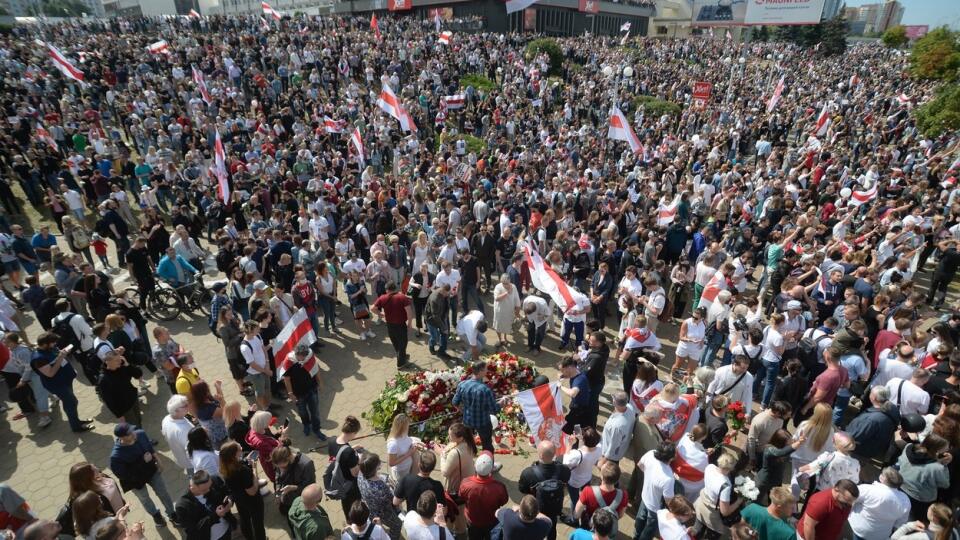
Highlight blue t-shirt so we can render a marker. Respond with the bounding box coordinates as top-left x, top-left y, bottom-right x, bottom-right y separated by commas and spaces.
30, 349, 77, 394
837, 354, 867, 397
570, 372, 591, 409
569, 529, 593, 540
